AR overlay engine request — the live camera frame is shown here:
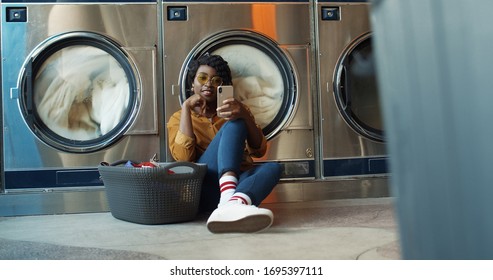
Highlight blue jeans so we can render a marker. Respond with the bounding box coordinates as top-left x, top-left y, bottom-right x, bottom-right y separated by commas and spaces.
197, 119, 282, 212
